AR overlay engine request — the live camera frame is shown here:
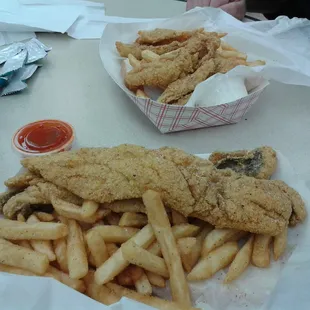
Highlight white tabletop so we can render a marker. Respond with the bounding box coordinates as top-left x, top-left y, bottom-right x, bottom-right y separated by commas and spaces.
1, 0, 310, 191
